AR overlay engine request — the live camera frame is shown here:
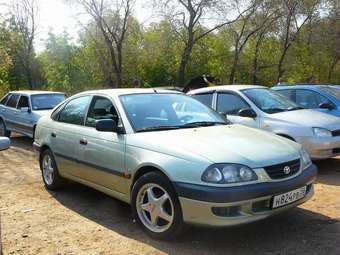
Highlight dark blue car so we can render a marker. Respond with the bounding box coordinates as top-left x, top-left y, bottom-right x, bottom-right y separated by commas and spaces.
273, 85, 340, 117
